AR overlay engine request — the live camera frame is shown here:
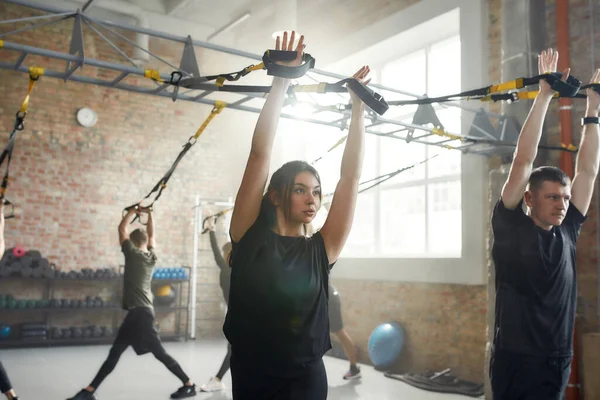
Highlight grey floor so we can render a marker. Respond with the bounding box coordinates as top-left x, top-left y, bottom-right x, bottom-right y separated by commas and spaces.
2, 339, 481, 399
